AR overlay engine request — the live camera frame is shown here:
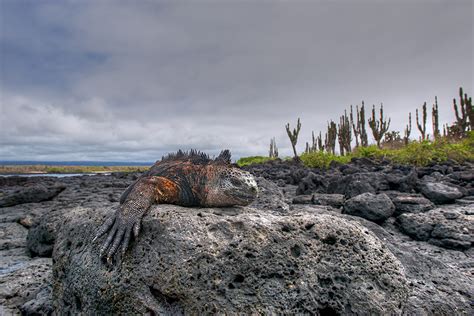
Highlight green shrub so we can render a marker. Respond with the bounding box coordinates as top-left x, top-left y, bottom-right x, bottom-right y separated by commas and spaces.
383, 139, 473, 166
236, 156, 275, 167
300, 151, 351, 168
352, 145, 388, 159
